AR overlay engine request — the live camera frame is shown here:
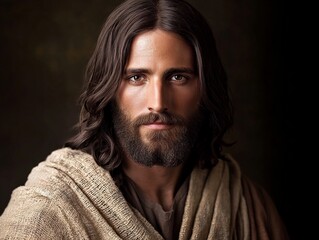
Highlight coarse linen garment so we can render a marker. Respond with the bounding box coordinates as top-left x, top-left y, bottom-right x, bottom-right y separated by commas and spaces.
0, 148, 289, 239
121, 173, 190, 240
